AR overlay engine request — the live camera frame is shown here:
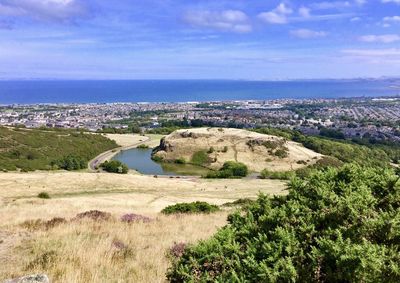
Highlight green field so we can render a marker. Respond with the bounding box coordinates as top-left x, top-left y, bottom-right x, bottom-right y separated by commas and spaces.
0, 127, 118, 171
